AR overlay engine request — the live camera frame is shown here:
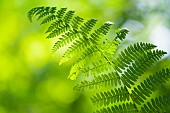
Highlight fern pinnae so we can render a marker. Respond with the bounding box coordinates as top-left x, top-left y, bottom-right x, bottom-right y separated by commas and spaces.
73, 34, 129, 86
59, 37, 91, 65
37, 7, 54, 20
90, 60, 114, 75
79, 34, 126, 77
52, 30, 81, 54
46, 24, 70, 38
41, 14, 56, 25
131, 68, 170, 105
141, 95, 170, 113
63, 10, 75, 24
79, 38, 122, 76
40, 7, 59, 24
68, 46, 100, 80
43, 8, 70, 34
28, 6, 170, 113
100, 21, 114, 35
90, 86, 130, 107
90, 22, 113, 42
45, 19, 64, 33
49, 16, 97, 55
114, 42, 157, 72
45, 10, 74, 32
27, 6, 45, 22
55, 7, 67, 18
100, 39, 120, 60
71, 16, 84, 30
76, 59, 114, 77
115, 28, 129, 41
45, 10, 75, 29
68, 39, 117, 79
80, 18, 97, 38
119, 49, 166, 88
50, 16, 83, 54
73, 72, 120, 91
94, 103, 139, 113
